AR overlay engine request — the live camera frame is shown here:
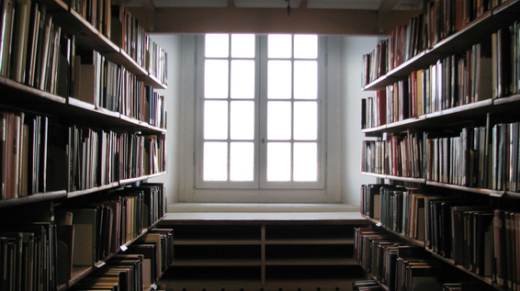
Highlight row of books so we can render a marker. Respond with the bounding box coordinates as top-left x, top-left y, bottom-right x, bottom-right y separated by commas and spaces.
362, 114, 520, 192
0, 110, 166, 201
0, 222, 56, 291
361, 129, 424, 178
361, 0, 506, 89
147, 37, 168, 86
54, 183, 166, 283
355, 228, 447, 291
68, 124, 166, 192
362, 42, 492, 128
0, 0, 167, 101
73, 226, 173, 291
360, 183, 520, 289
68, 0, 168, 83
111, 4, 167, 84
355, 228, 490, 291
0, 0, 72, 96
0, 112, 71, 200
71, 0, 111, 38
73, 49, 166, 128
